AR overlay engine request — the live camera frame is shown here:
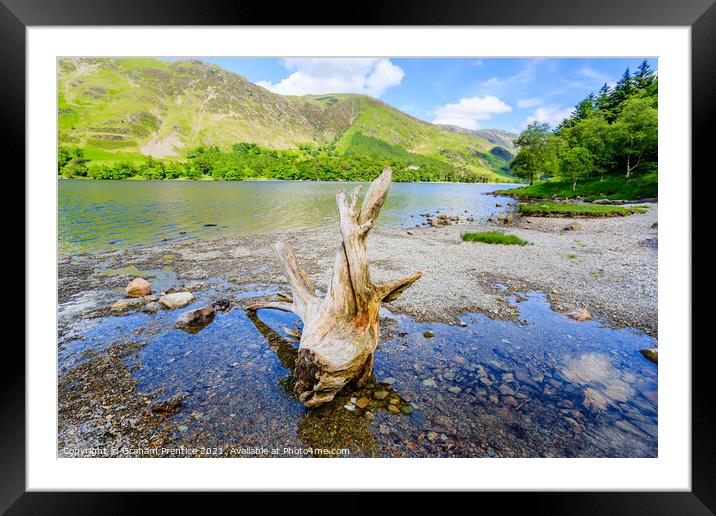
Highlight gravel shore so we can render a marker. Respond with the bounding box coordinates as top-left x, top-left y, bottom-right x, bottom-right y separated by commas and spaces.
58, 203, 658, 338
